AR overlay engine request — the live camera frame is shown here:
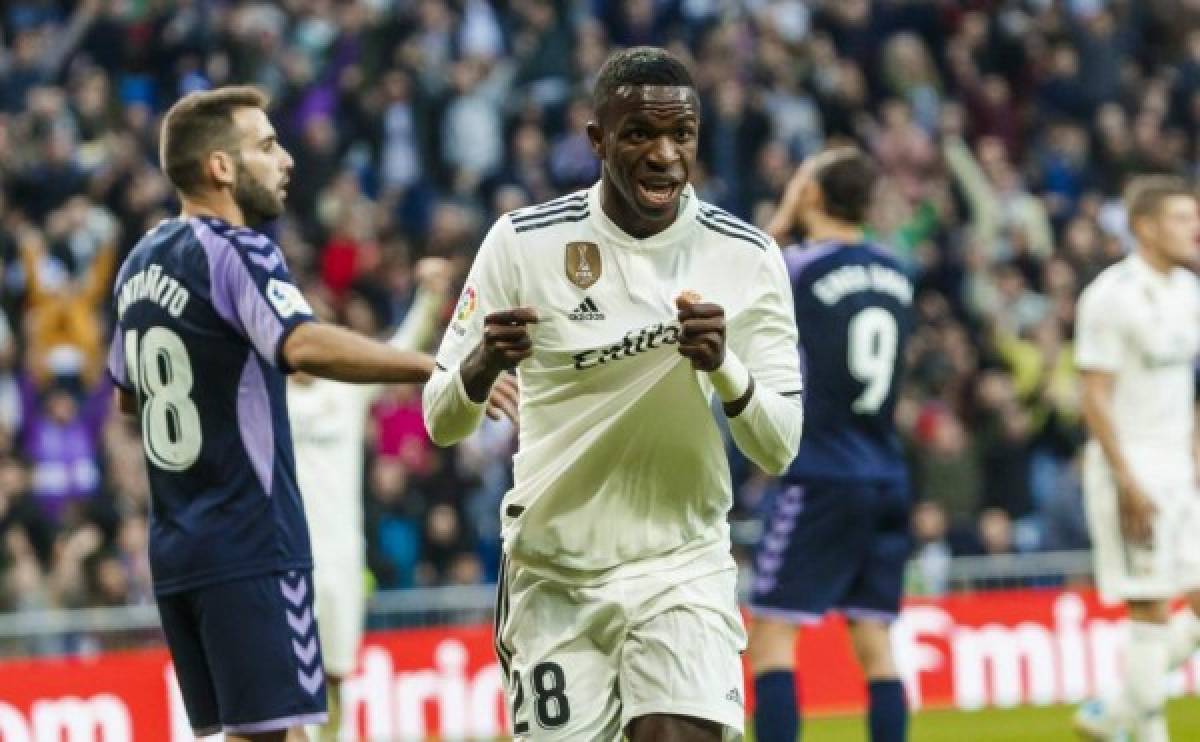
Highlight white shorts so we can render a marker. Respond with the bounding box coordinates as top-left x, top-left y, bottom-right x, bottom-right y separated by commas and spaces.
495, 550, 747, 741
312, 558, 366, 677
1084, 453, 1200, 603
